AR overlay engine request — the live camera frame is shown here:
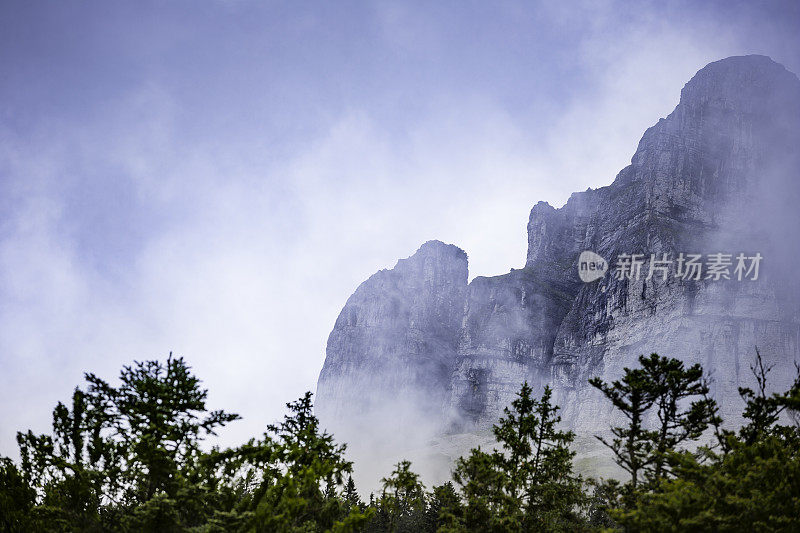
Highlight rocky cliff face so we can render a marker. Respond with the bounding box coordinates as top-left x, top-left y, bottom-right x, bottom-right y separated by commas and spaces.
316, 240, 468, 437
316, 55, 800, 445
